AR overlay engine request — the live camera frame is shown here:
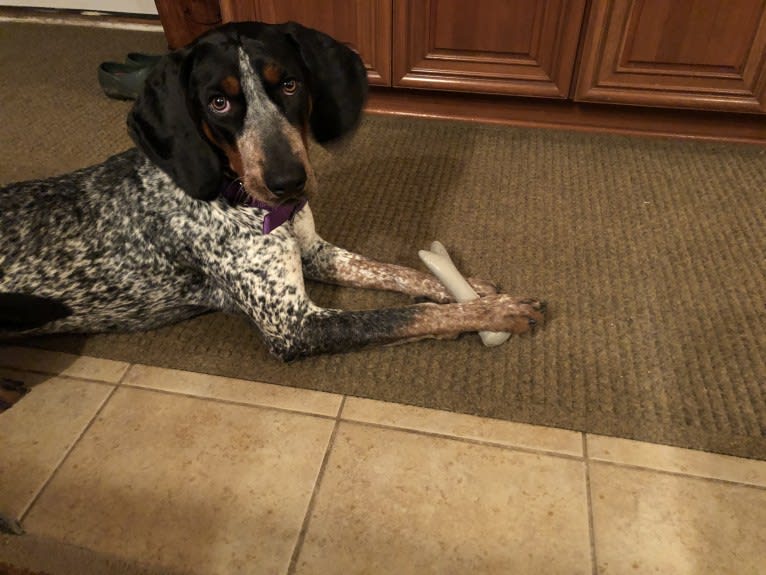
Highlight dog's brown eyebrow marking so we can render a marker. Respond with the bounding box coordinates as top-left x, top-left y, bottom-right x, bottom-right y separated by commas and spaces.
262, 62, 281, 85
202, 121, 244, 175
221, 75, 241, 96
